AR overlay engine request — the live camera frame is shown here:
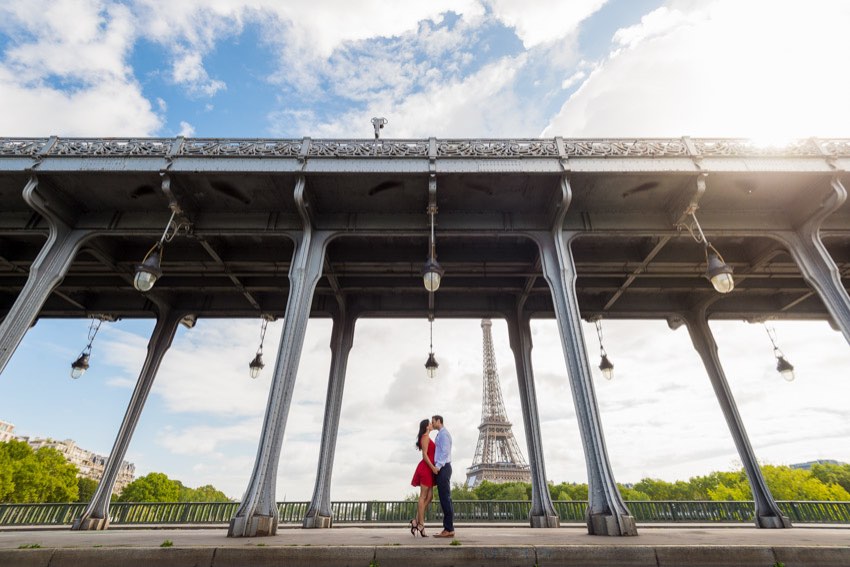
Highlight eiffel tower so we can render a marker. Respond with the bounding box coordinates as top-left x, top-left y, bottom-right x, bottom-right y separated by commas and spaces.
466, 319, 531, 488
